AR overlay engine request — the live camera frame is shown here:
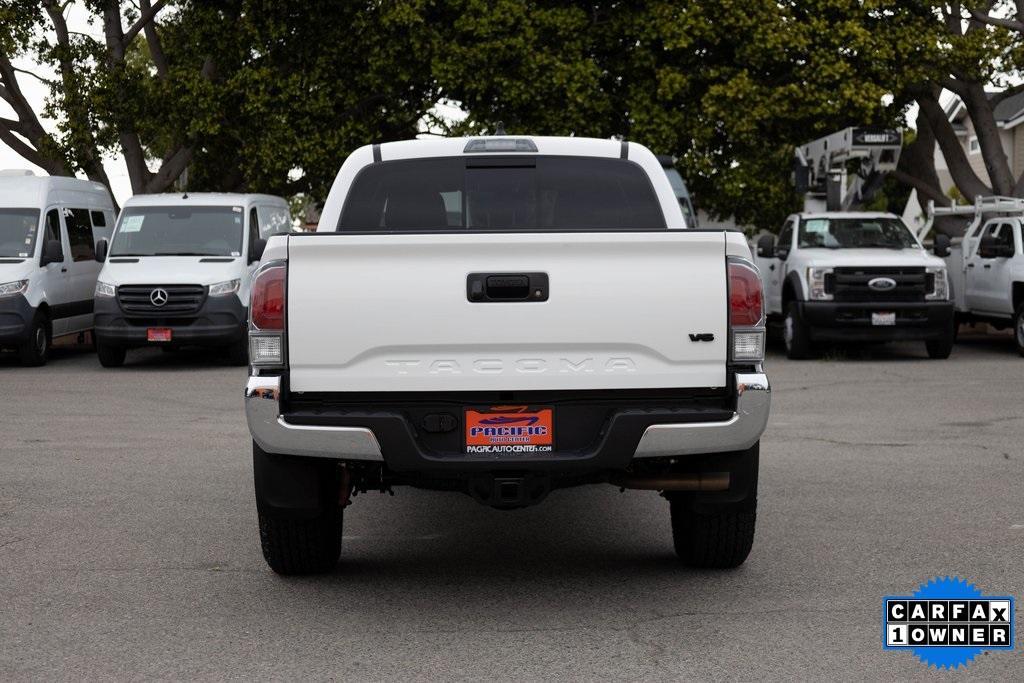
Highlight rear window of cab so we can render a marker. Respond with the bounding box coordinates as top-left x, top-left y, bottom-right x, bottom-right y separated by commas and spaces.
337, 156, 666, 232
